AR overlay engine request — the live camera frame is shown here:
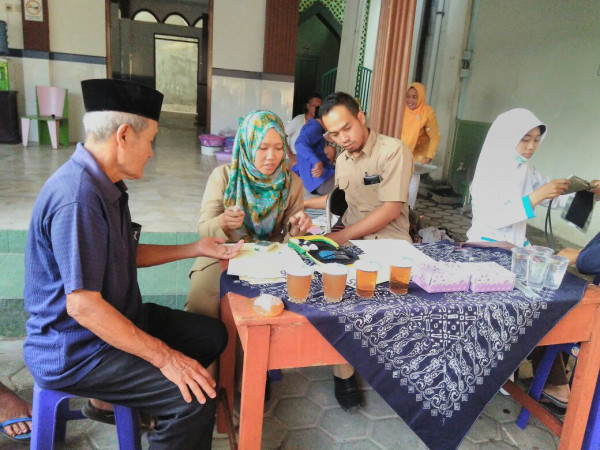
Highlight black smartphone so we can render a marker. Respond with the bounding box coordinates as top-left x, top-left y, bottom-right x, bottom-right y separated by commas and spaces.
363, 173, 381, 185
